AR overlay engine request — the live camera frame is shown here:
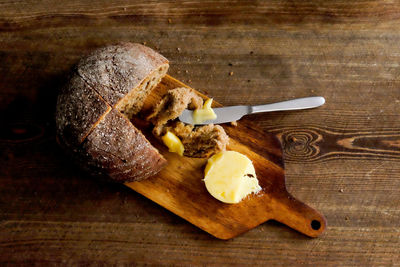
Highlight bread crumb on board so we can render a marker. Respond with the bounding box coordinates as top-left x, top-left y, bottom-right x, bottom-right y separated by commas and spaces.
230, 121, 238, 127
229, 72, 234, 76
